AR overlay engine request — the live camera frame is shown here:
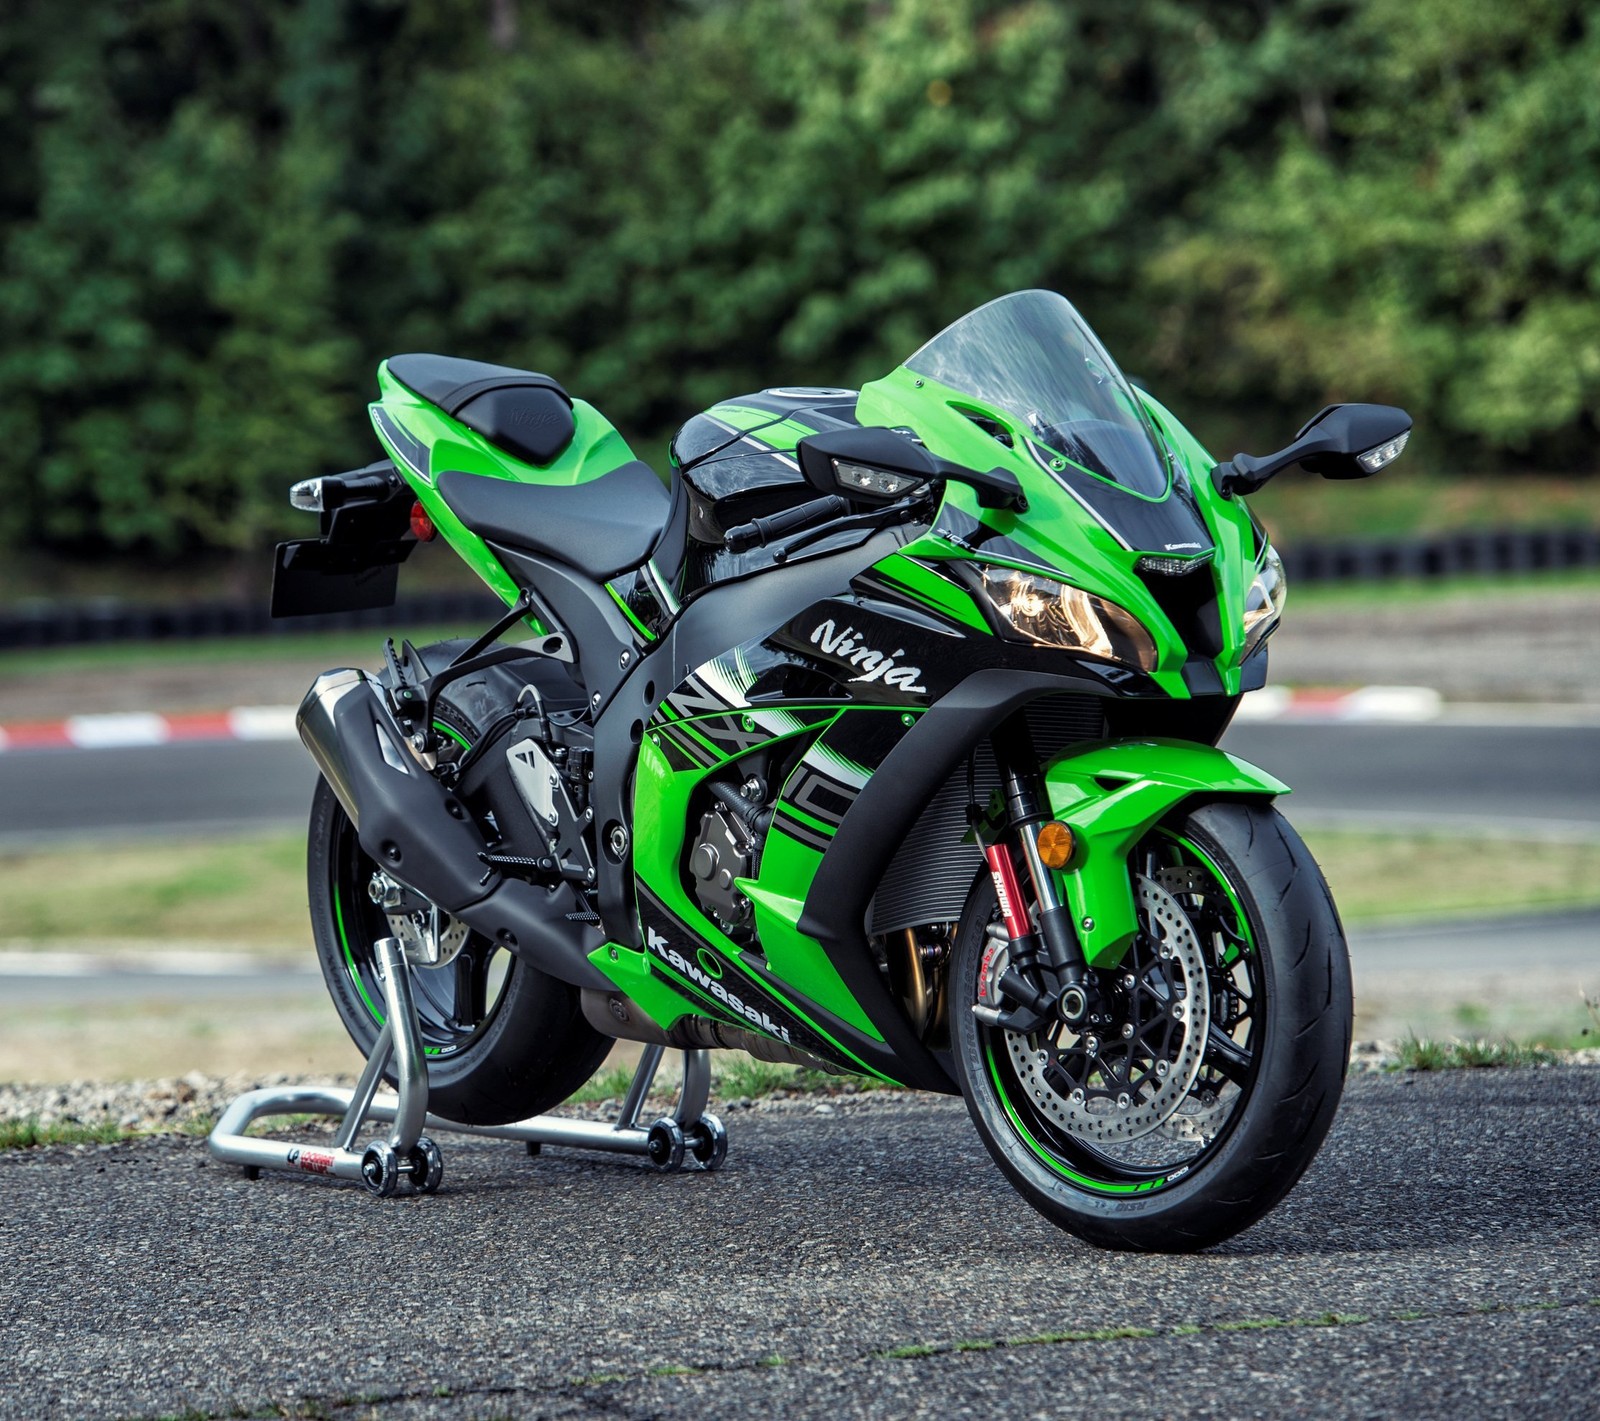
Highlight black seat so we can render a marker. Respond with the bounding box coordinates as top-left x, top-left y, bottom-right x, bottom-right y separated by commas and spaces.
437, 463, 677, 583
387, 354, 575, 468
